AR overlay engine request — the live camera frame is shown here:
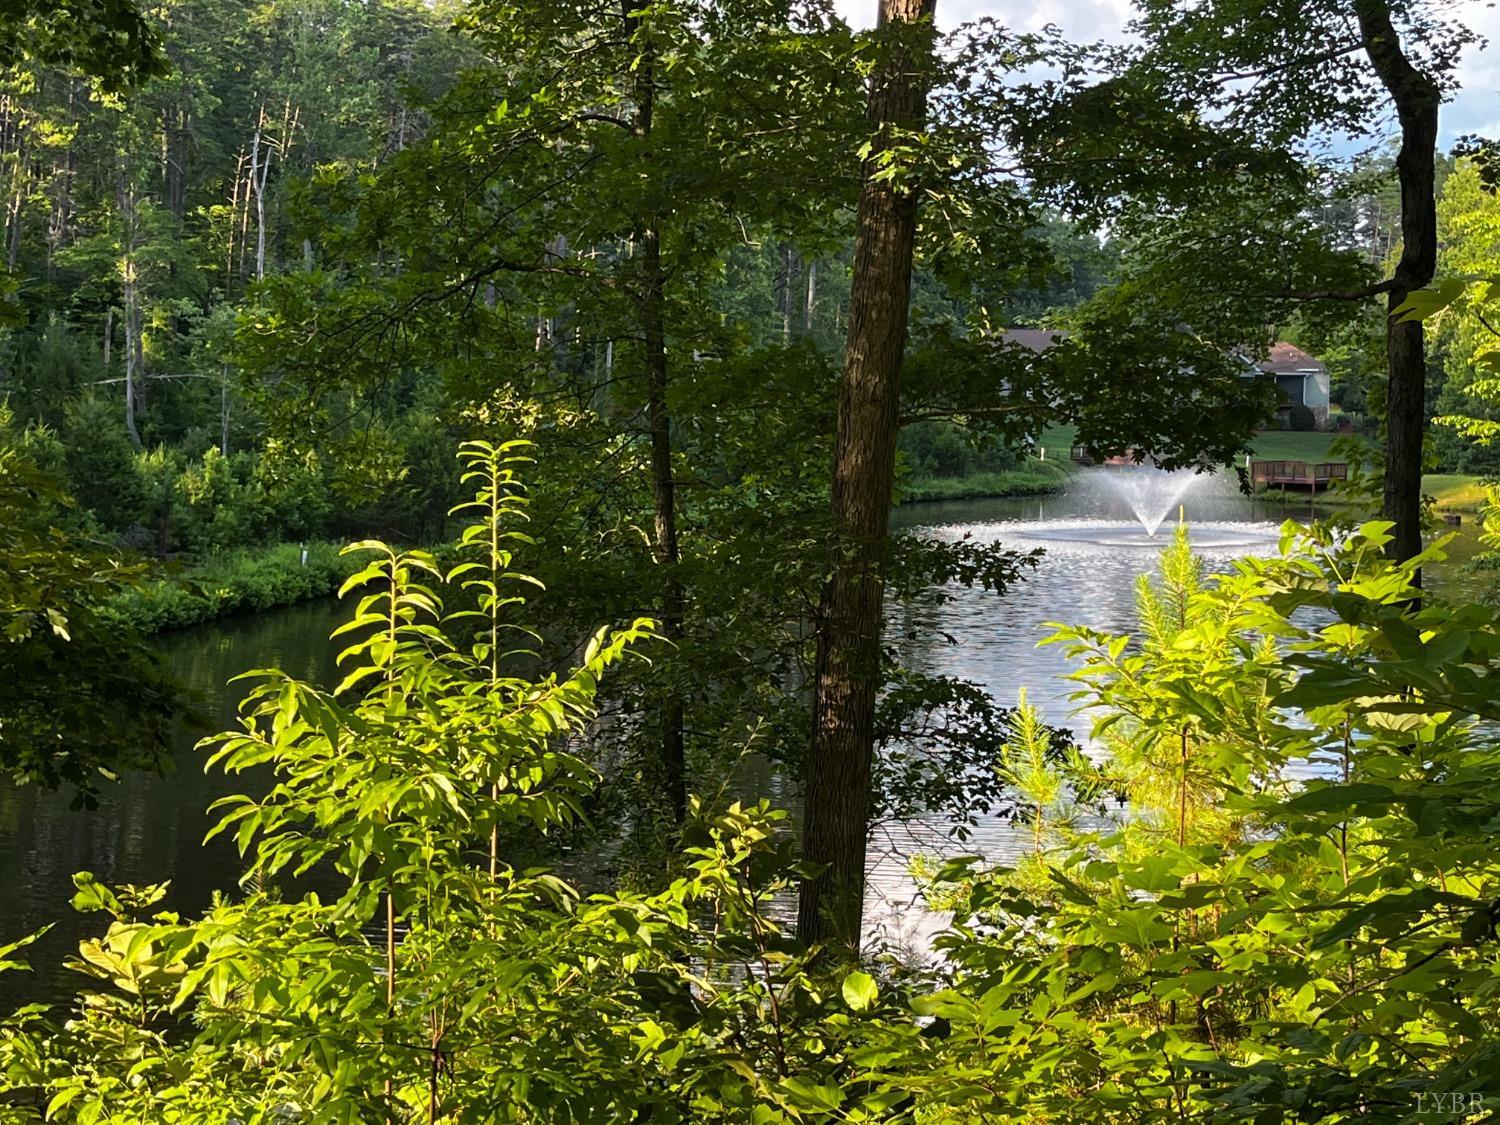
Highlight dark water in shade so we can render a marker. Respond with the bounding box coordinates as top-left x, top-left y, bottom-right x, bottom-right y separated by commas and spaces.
0, 476, 1488, 1000
0, 598, 346, 1010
